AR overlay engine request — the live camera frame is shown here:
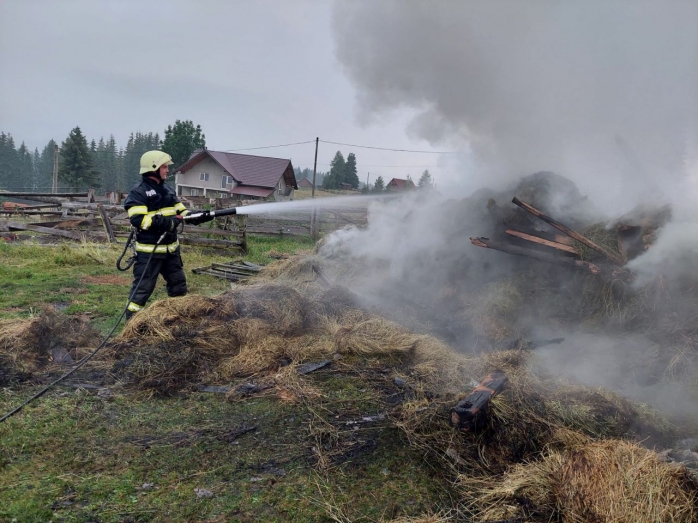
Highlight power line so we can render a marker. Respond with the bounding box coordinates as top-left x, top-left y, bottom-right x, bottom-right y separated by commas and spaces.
319, 139, 458, 154
222, 140, 316, 152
